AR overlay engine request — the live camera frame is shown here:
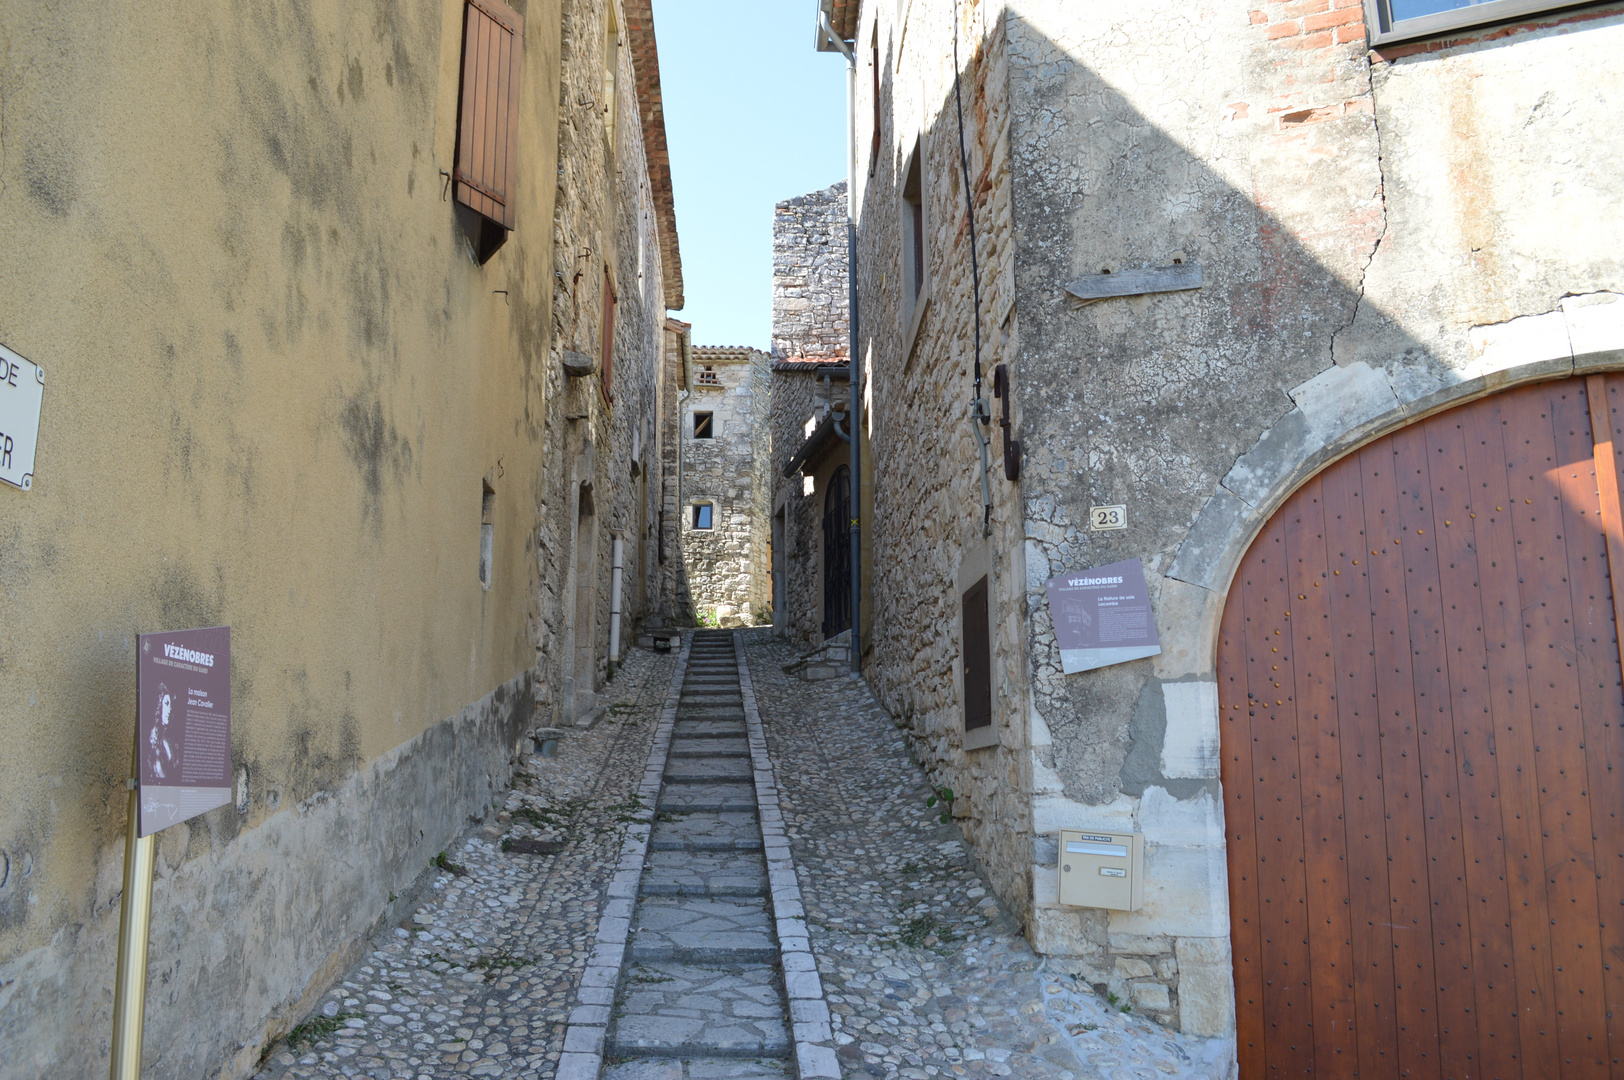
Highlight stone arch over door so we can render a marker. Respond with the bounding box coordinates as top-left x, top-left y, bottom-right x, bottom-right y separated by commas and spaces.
1214, 372, 1624, 1078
